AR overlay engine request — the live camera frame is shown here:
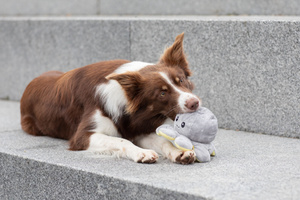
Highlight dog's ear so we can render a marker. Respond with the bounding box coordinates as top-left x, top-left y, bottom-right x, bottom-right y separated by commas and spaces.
106, 72, 144, 113
159, 32, 191, 76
